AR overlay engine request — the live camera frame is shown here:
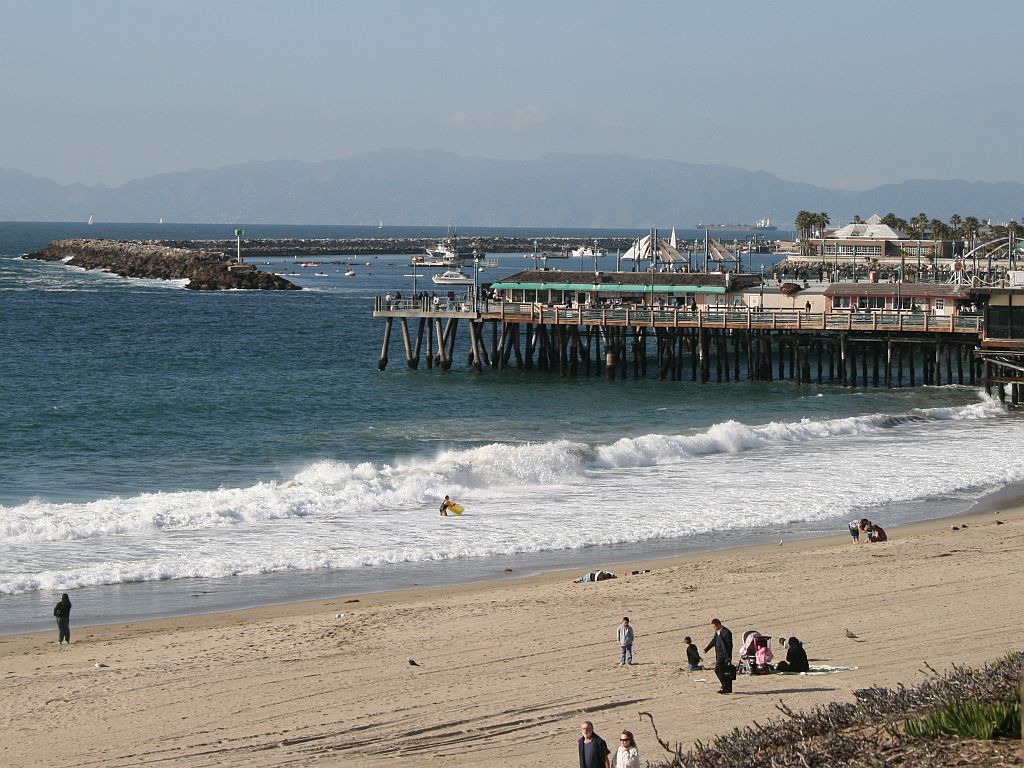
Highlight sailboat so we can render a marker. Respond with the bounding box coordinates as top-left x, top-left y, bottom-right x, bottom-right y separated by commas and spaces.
87, 214, 94, 225
378, 219, 383, 229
